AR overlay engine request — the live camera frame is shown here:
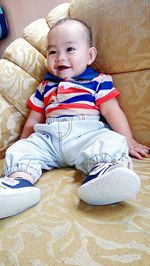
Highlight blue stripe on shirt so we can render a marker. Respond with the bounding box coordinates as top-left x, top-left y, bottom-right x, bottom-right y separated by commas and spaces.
35, 89, 44, 101
99, 81, 113, 90
61, 94, 95, 104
